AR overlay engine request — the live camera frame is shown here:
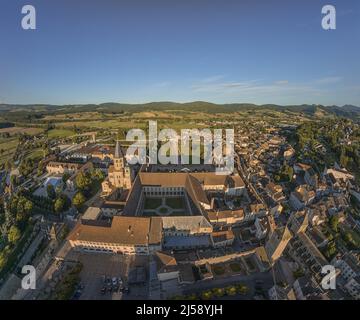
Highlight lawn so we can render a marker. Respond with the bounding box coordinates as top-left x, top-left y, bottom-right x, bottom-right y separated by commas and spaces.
244, 257, 256, 271
212, 265, 225, 276
169, 211, 187, 216
159, 207, 168, 214
166, 197, 185, 209
144, 197, 162, 210
229, 262, 242, 273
